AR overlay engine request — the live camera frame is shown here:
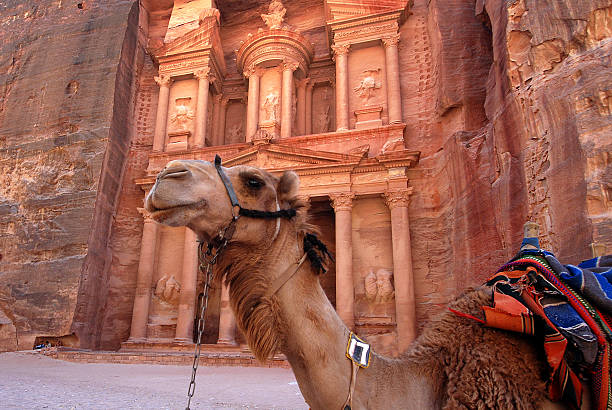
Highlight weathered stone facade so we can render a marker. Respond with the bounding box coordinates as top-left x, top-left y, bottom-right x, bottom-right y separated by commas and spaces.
0, 0, 610, 356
